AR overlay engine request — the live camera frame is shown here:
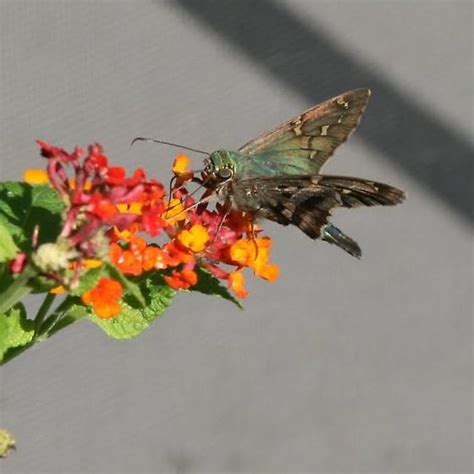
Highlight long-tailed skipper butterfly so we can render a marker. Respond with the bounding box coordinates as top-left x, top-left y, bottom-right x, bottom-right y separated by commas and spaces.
137, 89, 405, 257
